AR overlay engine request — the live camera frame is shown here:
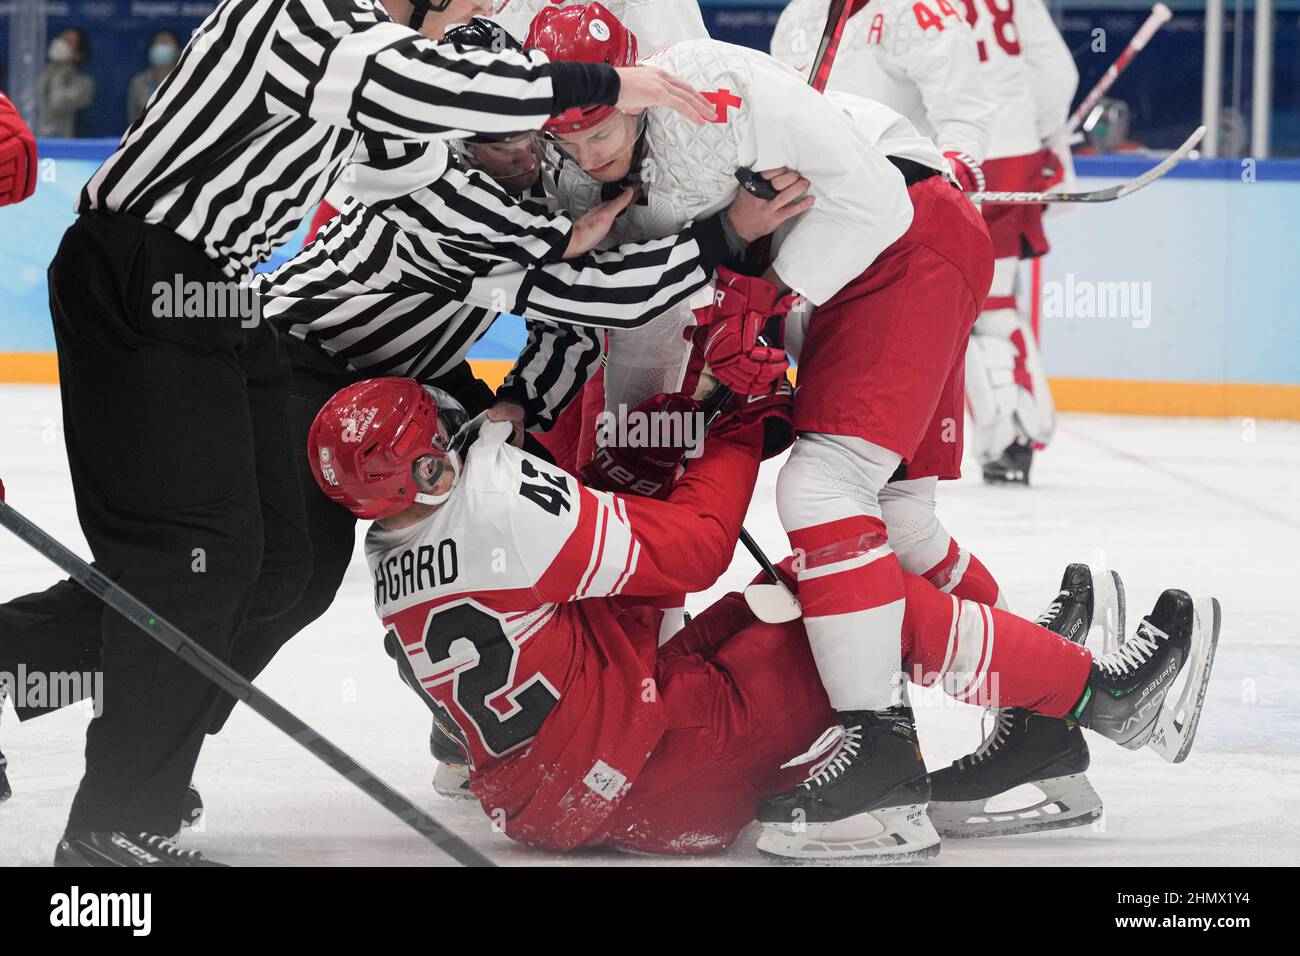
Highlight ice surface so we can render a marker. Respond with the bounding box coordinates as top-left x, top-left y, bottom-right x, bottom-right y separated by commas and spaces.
2, 385, 1297, 866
